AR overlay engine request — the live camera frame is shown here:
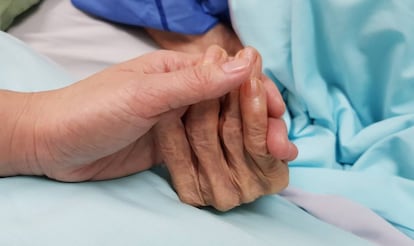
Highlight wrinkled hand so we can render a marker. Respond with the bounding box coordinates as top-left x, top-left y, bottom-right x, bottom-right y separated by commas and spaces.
155, 46, 298, 211
15, 47, 254, 181
146, 23, 243, 55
